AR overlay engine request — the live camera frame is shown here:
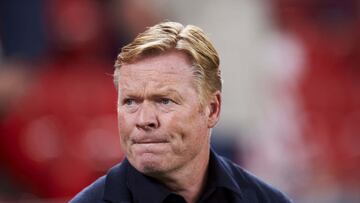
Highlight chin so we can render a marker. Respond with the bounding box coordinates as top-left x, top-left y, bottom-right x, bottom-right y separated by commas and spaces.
131, 155, 168, 175
141, 165, 164, 175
